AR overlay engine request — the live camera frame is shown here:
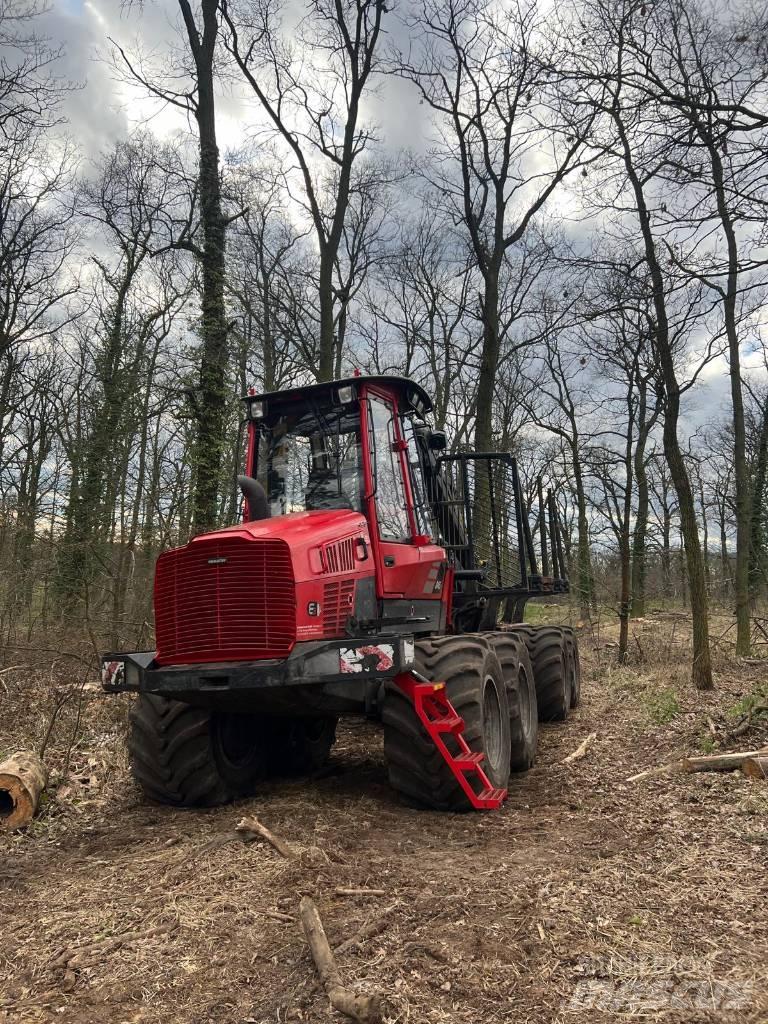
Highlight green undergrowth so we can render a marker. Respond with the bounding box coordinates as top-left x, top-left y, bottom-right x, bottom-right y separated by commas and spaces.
641, 686, 682, 724
595, 662, 682, 725
727, 681, 768, 720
